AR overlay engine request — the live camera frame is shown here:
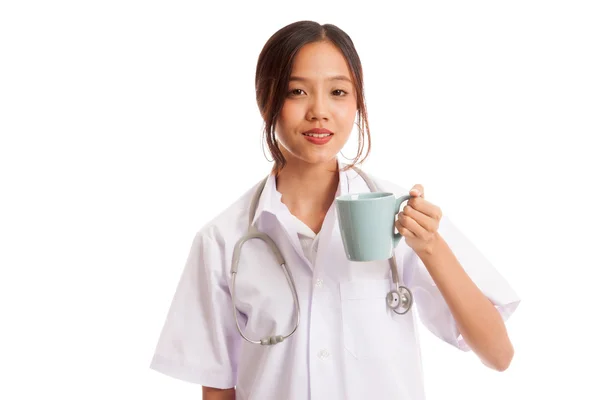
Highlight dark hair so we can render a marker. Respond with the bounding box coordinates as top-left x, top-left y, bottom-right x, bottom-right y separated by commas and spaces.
255, 20, 371, 175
